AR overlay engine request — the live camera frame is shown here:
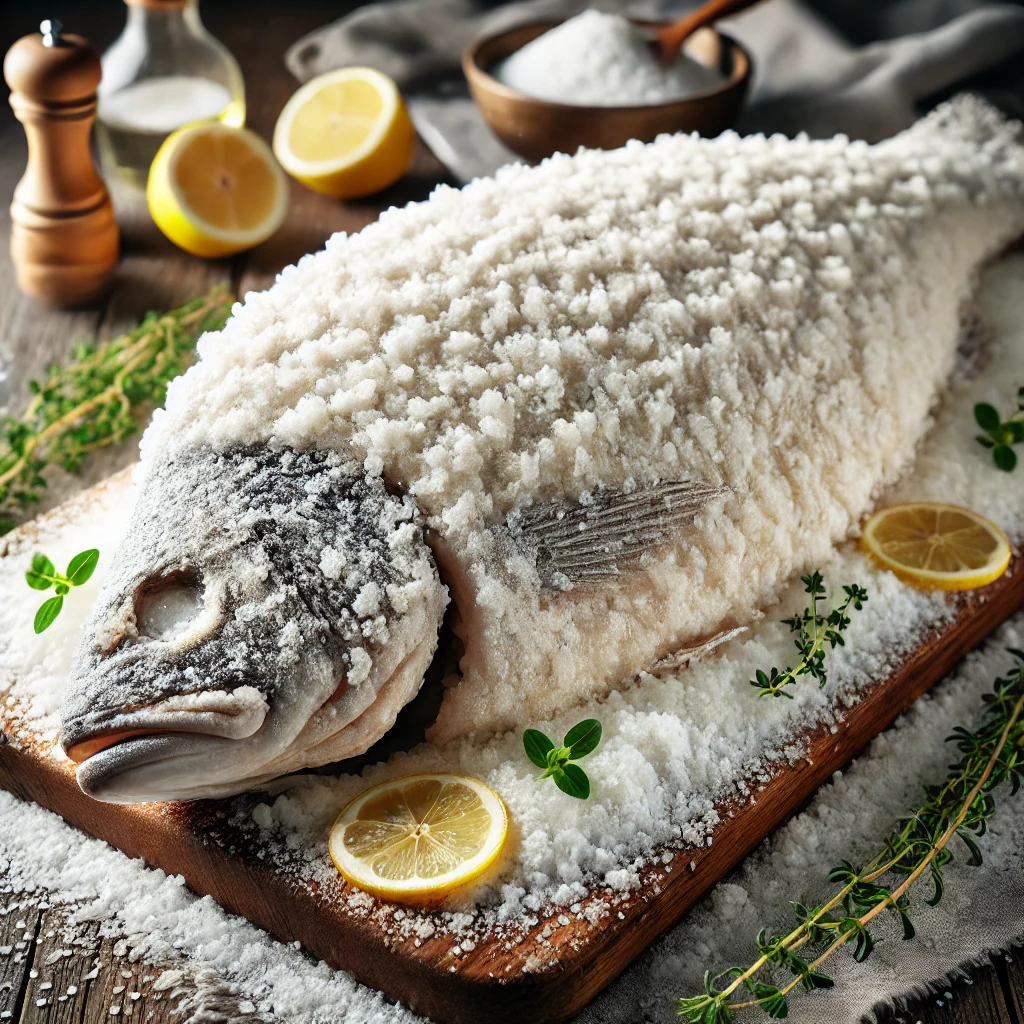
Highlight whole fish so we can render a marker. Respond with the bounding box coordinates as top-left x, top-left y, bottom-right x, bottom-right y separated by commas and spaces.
61, 96, 1024, 802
